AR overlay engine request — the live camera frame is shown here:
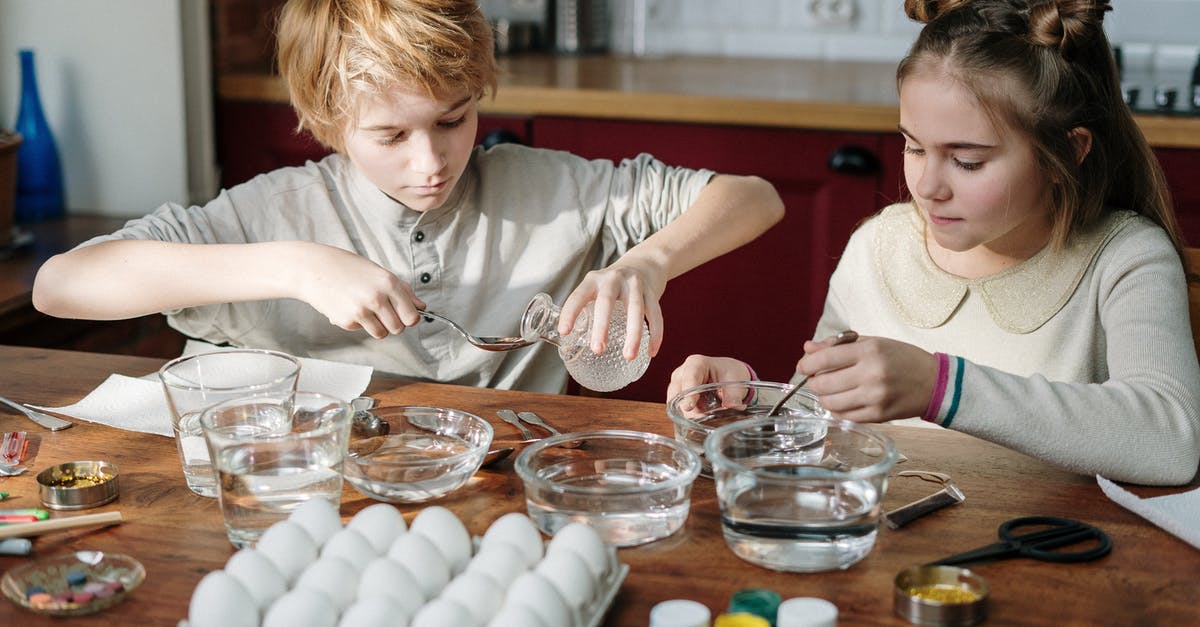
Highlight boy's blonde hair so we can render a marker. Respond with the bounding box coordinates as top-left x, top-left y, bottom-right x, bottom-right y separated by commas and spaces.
277, 0, 496, 152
